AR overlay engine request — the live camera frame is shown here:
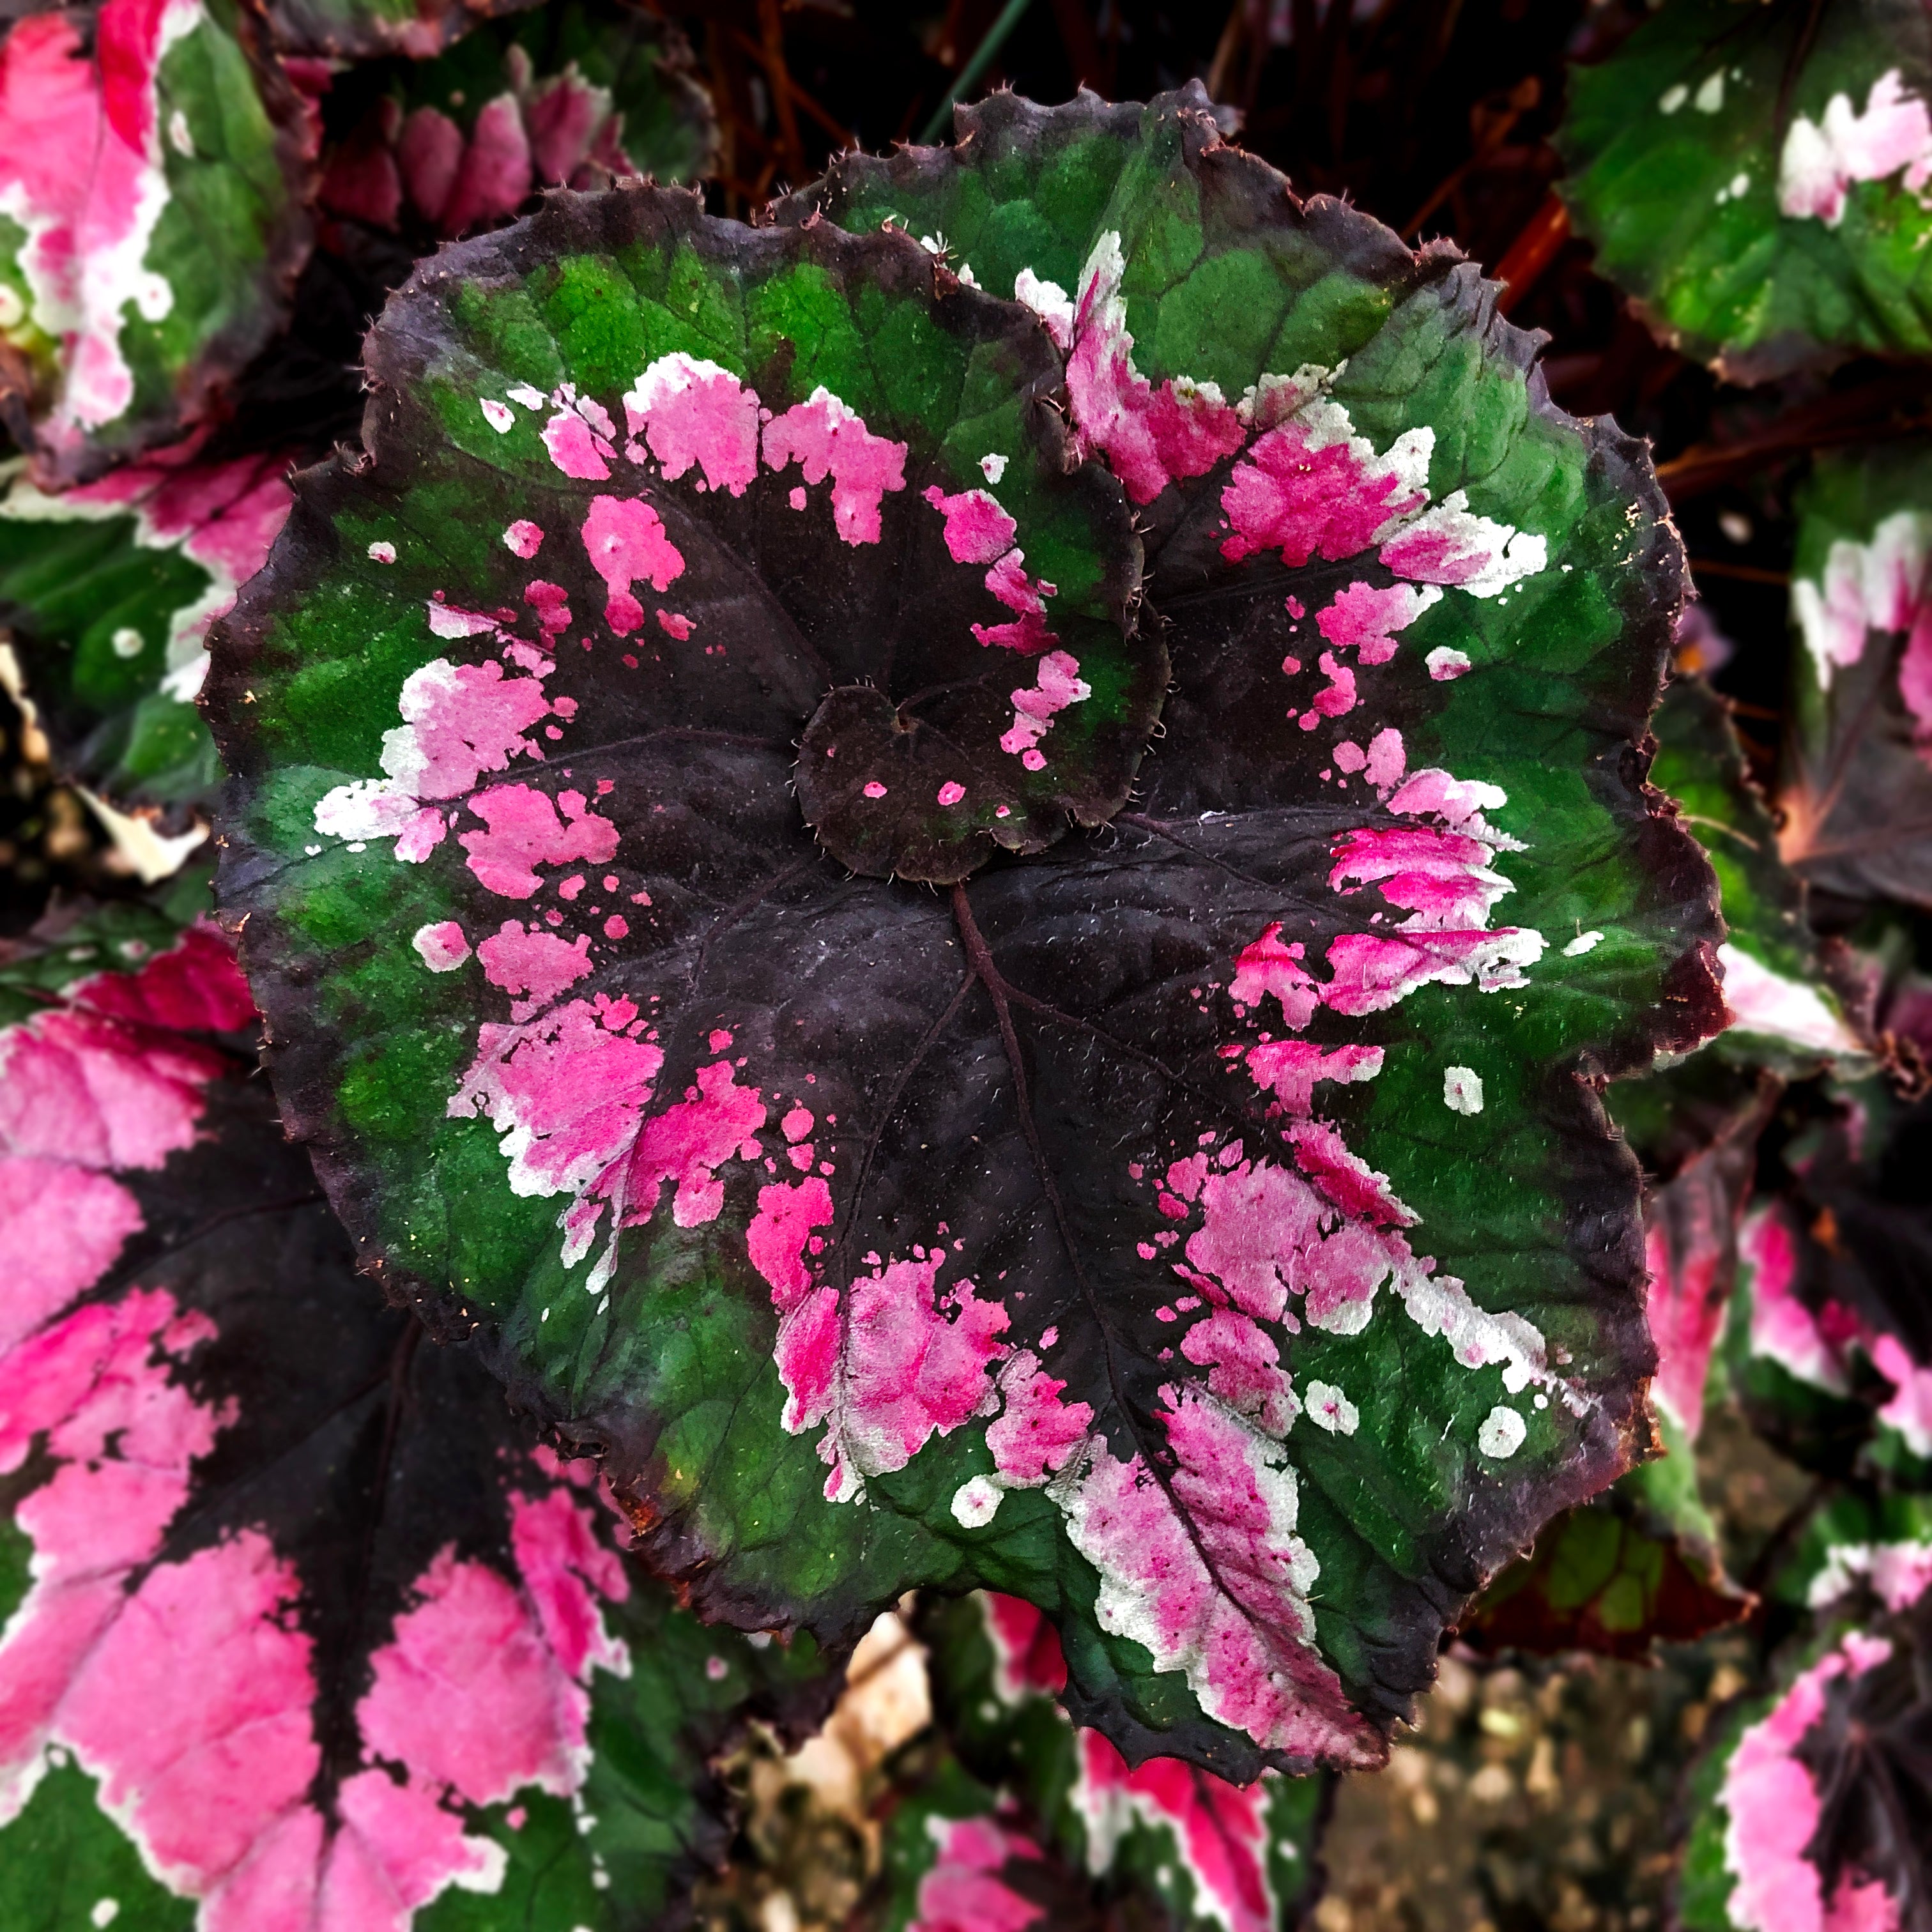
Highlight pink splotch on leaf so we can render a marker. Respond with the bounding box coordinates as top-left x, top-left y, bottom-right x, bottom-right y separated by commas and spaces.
624, 1057, 767, 1230
581, 494, 684, 634
1220, 402, 1431, 568
0, 1004, 224, 1171
542, 406, 612, 481
0, 1, 194, 439
1054, 1389, 1381, 1763
358, 1547, 594, 1807
924, 482, 1018, 563
1228, 923, 1318, 1030
460, 784, 619, 899
1328, 824, 1512, 930
1315, 580, 1444, 664
748, 1174, 834, 1310
986, 1351, 1093, 1486
1000, 650, 1089, 767
762, 388, 907, 545
477, 921, 594, 1015
451, 993, 663, 1209
911, 1813, 1046, 1932
623, 353, 760, 496
312, 657, 554, 853
781, 1252, 1010, 1503
1064, 233, 1245, 505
